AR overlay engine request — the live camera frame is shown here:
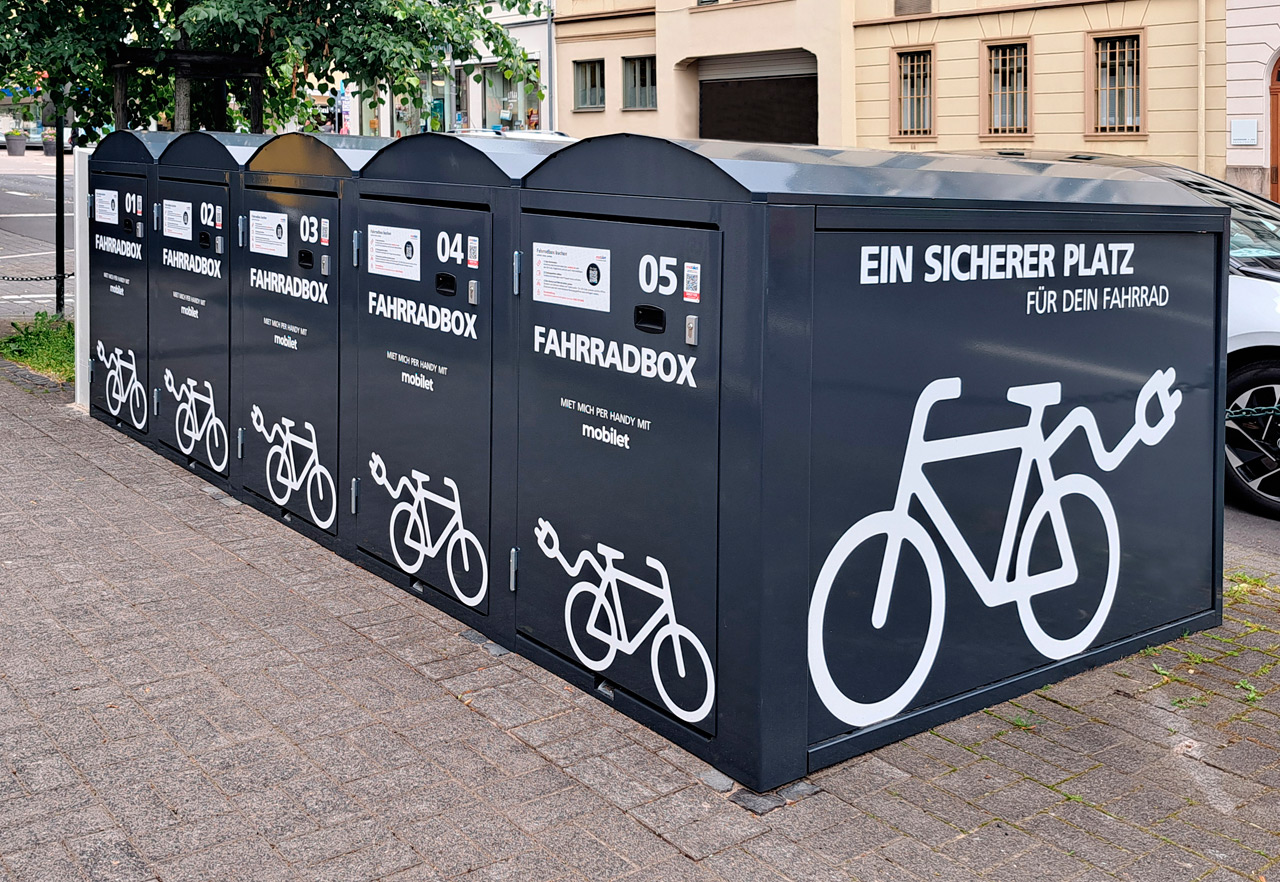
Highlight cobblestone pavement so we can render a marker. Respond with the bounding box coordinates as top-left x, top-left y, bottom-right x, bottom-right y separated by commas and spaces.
0, 374, 1278, 882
